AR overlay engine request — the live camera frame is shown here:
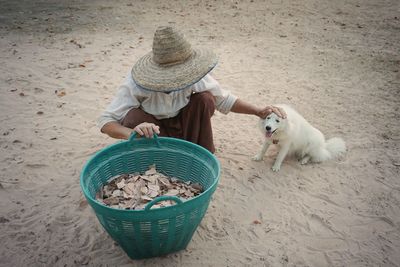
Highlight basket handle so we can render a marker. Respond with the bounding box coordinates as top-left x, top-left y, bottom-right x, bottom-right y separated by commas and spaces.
144, 196, 183, 211
128, 132, 160, 147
